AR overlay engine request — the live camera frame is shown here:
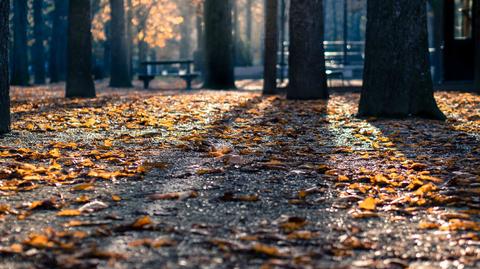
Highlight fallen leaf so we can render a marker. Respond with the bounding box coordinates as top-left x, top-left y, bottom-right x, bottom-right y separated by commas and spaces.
358, 197, 377, 211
